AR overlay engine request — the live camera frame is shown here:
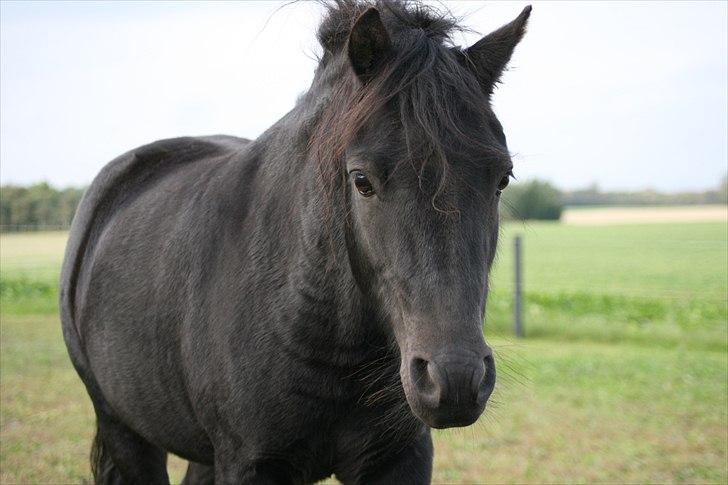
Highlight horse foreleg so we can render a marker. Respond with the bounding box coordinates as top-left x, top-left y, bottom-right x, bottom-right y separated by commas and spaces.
181, 462, 214, 485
